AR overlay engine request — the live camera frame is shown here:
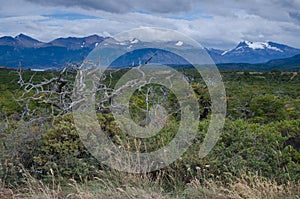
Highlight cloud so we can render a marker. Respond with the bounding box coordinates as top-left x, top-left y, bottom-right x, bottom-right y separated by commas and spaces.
25, 0, 199, 14
198, 0, 300, 21
1, 0, 300, 49
289, 11, 300, 24
25, 0, 300, 22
